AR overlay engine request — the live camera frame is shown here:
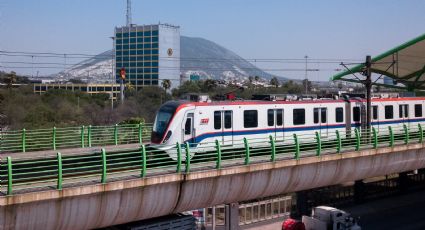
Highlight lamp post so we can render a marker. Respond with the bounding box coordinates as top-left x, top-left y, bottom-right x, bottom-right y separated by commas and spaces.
304, 55, 308, 94
110, 36, 115, 109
